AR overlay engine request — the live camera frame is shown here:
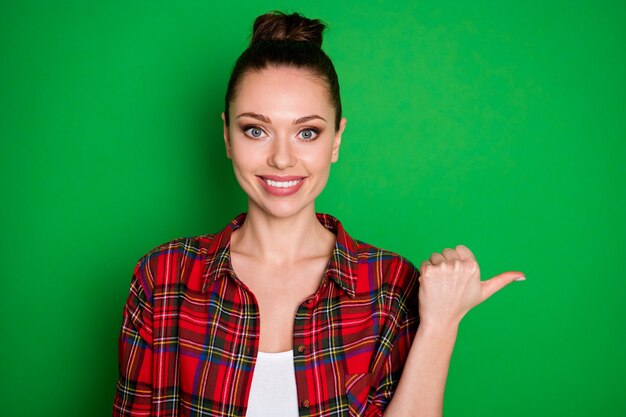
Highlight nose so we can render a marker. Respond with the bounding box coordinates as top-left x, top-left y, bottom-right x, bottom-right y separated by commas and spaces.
267, 135, 296, 170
